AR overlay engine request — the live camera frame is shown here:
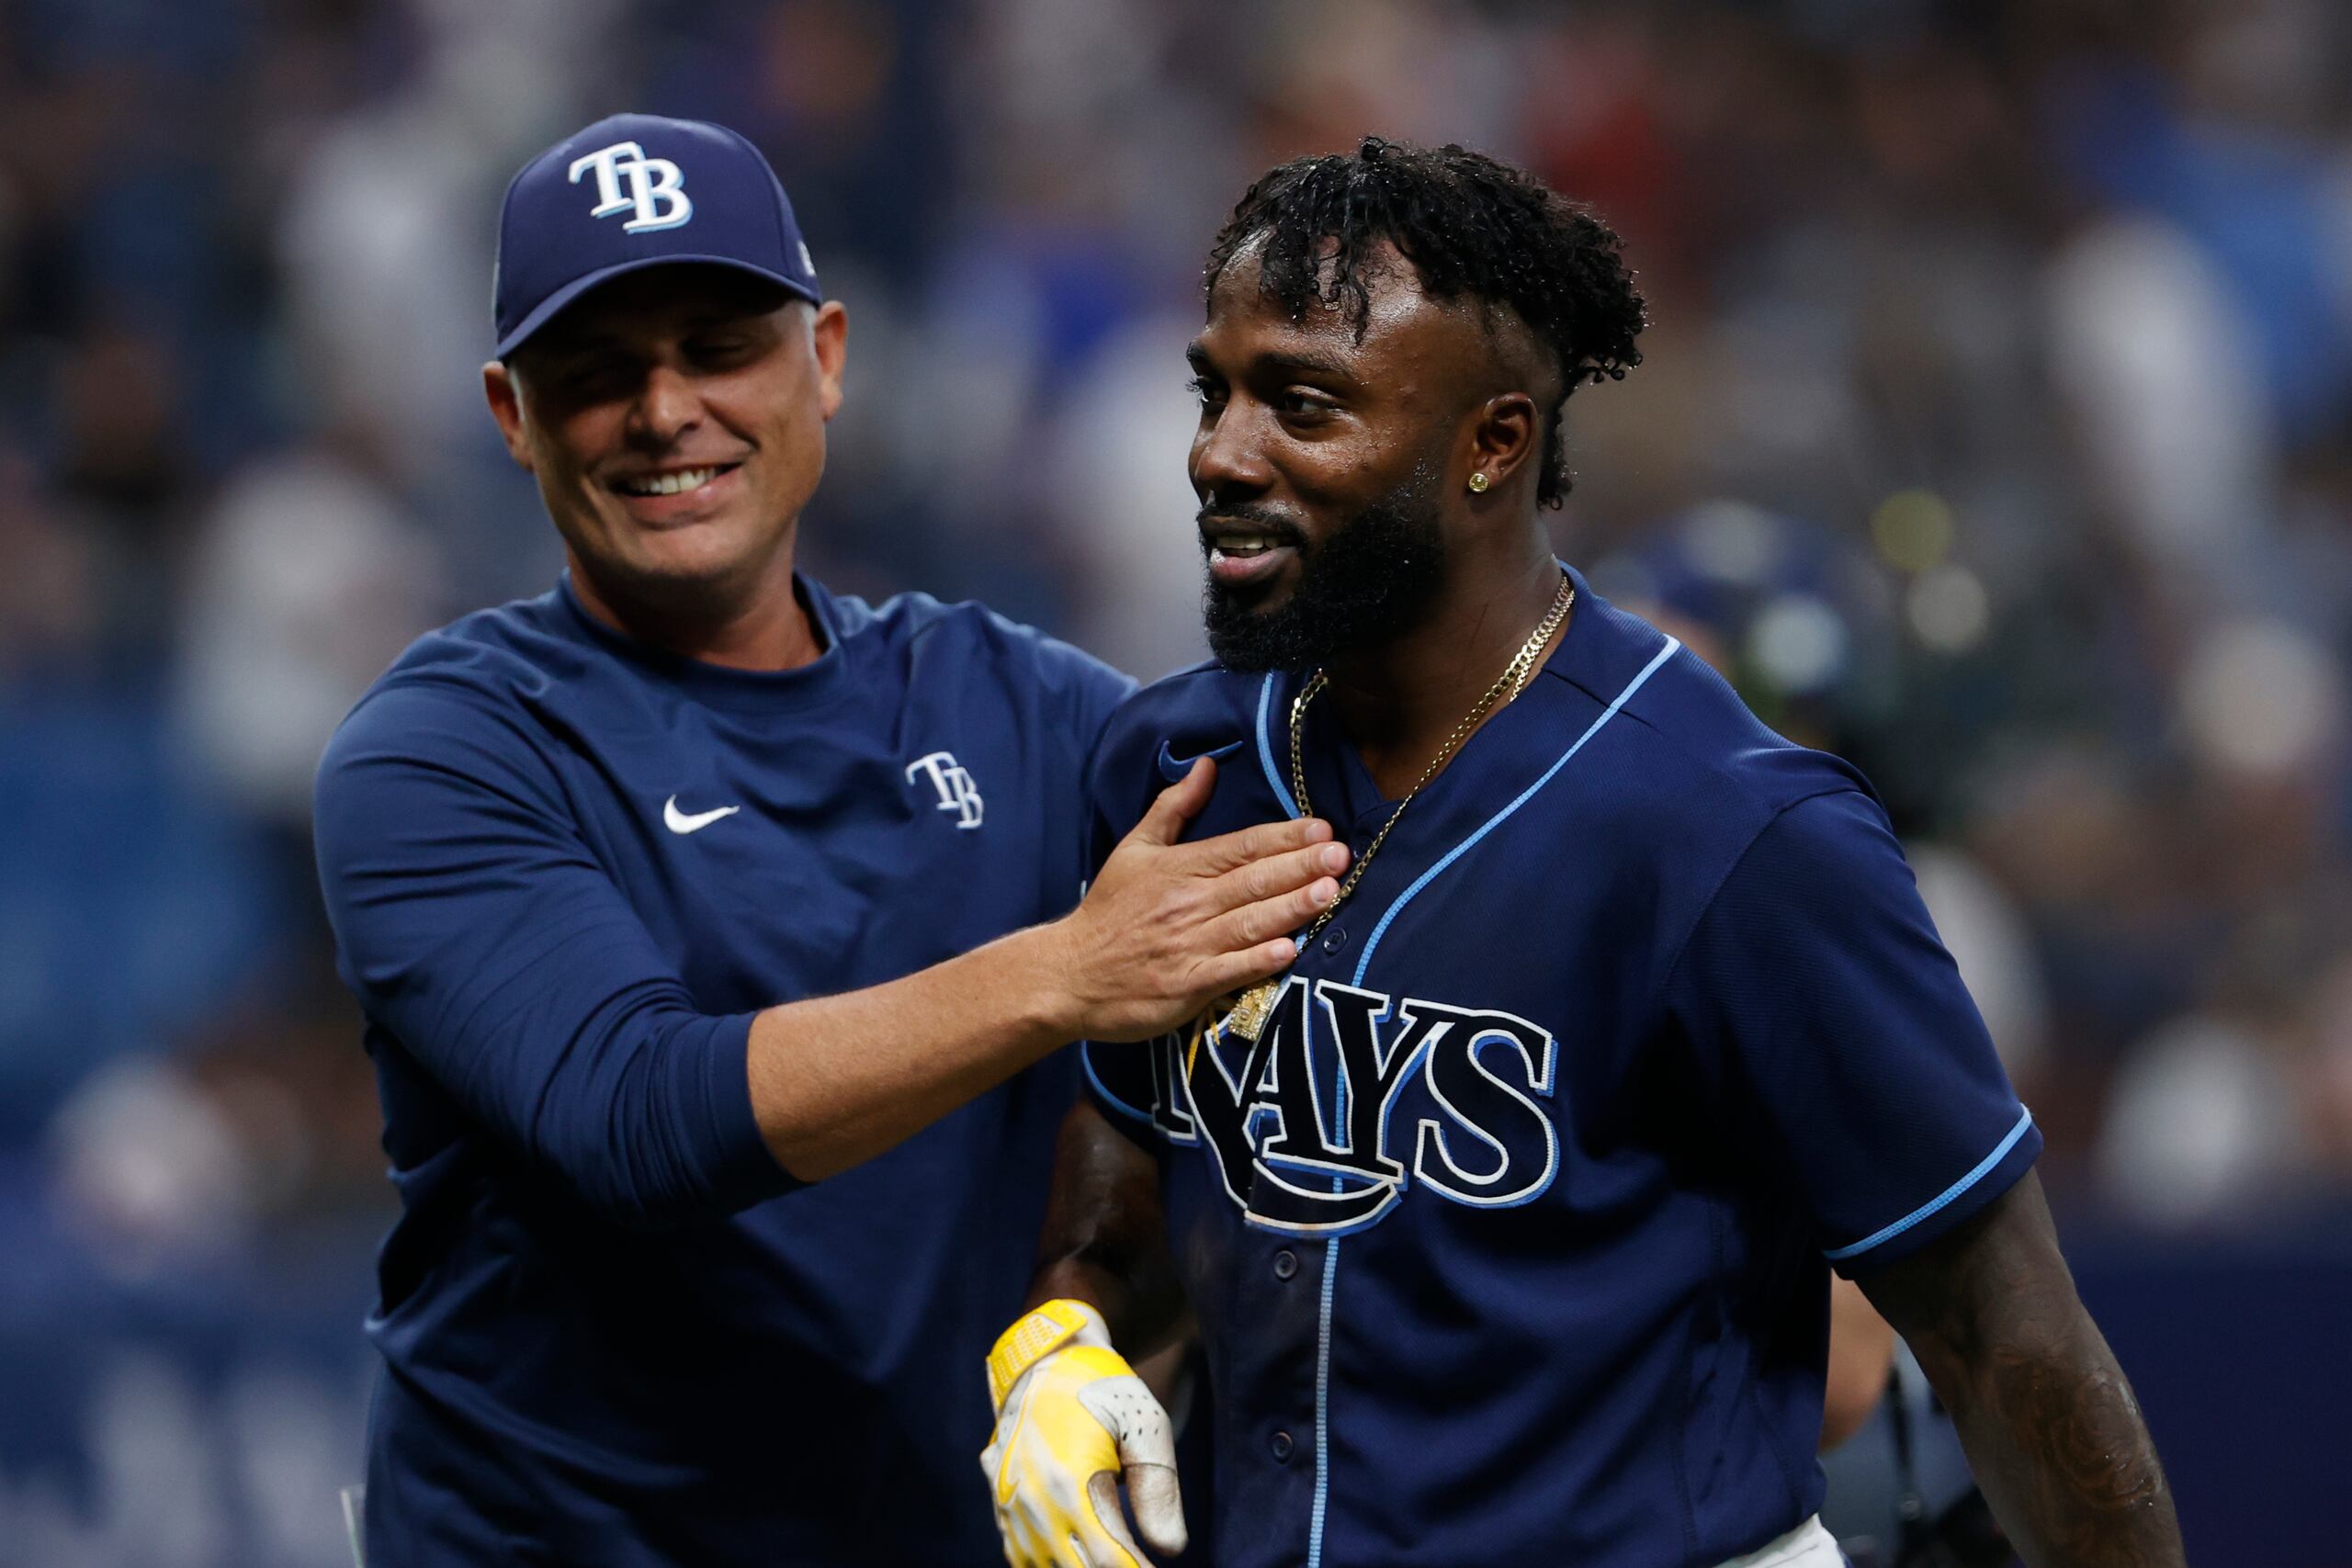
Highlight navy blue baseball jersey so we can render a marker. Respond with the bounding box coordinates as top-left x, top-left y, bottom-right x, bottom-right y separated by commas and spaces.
312, 572, 1132, 1566
1083, 565, 2037, 1568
